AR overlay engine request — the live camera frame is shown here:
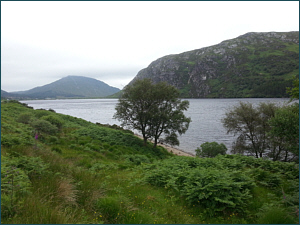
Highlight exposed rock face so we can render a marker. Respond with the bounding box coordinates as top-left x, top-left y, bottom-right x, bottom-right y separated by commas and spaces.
129, 31, 299, 98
